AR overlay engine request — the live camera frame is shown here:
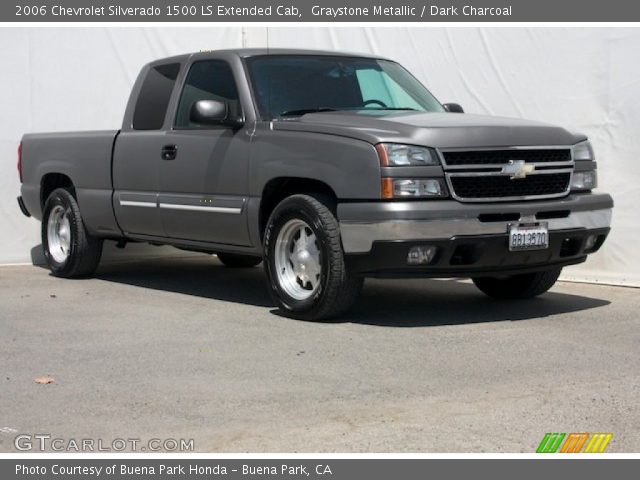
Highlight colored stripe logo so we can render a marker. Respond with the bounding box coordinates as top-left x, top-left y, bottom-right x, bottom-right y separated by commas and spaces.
584, 433, 613, 453
537, 433, 612, 453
